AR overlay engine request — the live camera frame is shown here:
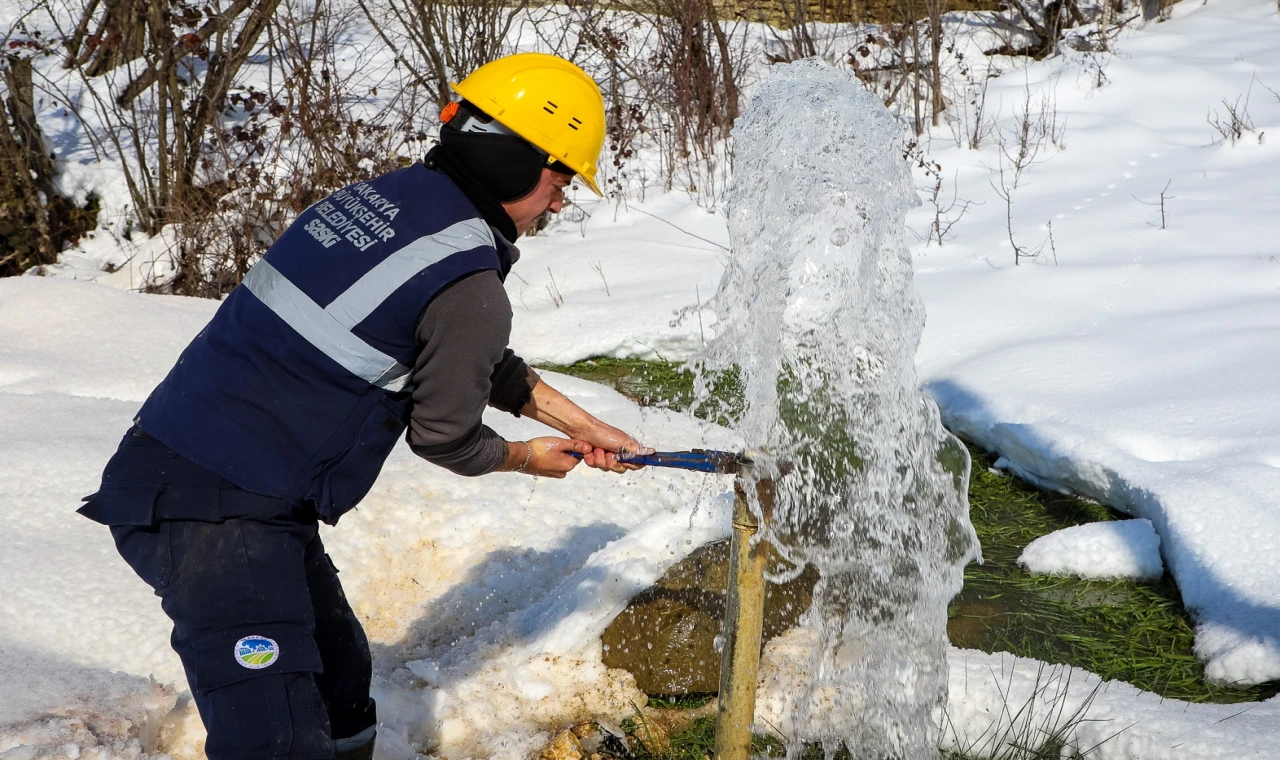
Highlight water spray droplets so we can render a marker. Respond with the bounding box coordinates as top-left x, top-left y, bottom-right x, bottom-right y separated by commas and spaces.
701, 60, 978, 759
